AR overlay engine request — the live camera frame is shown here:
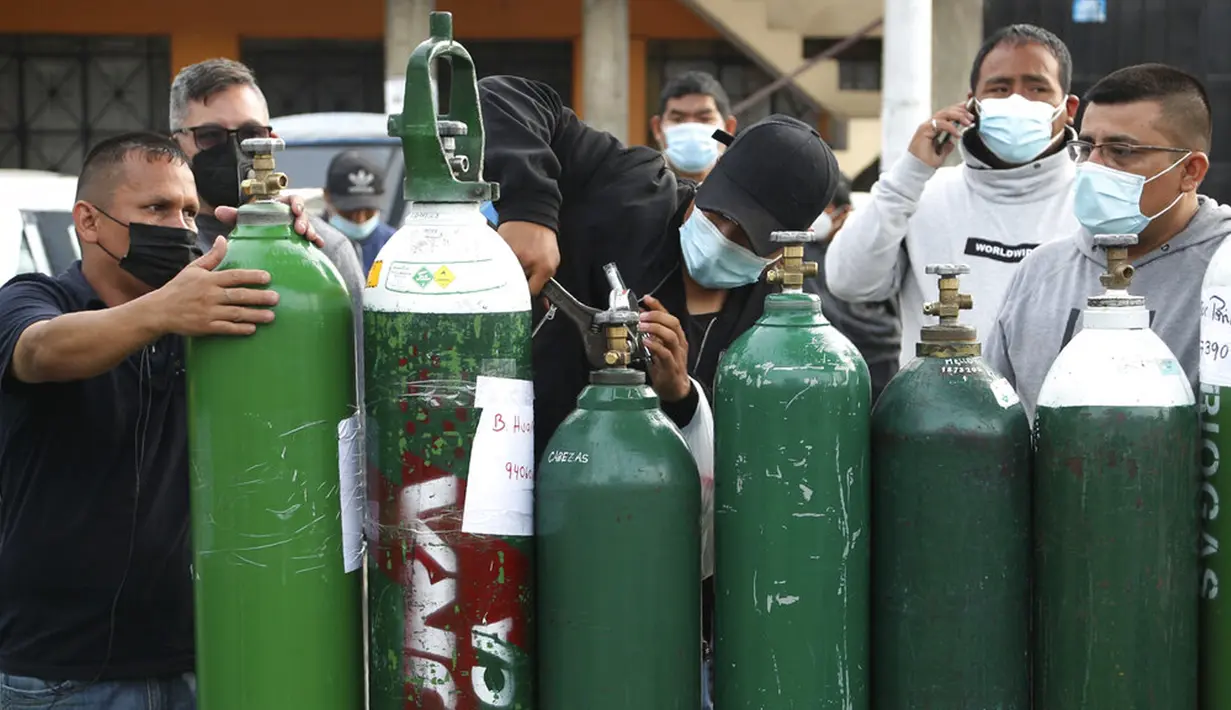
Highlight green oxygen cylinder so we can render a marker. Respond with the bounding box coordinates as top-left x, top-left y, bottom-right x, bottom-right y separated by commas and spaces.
1034, 234, 1199, 709
535, 270, 701, 709
870, 264, 1030, 710
713, 231, 871, 709
364, 11, 534, 709
1201, 229, 1231, 708
185, 138, 364, 710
